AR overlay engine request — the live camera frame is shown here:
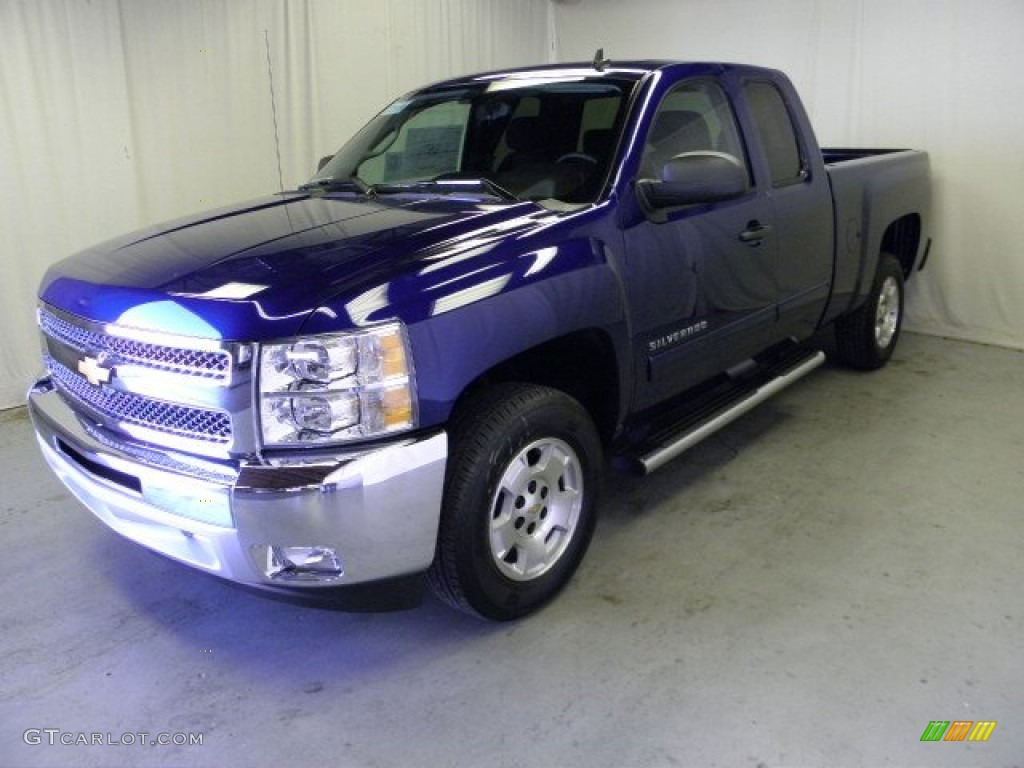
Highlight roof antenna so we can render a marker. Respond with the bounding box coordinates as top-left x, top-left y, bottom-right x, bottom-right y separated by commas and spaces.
592, 48, 610, 72
263, 30, 285, 195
